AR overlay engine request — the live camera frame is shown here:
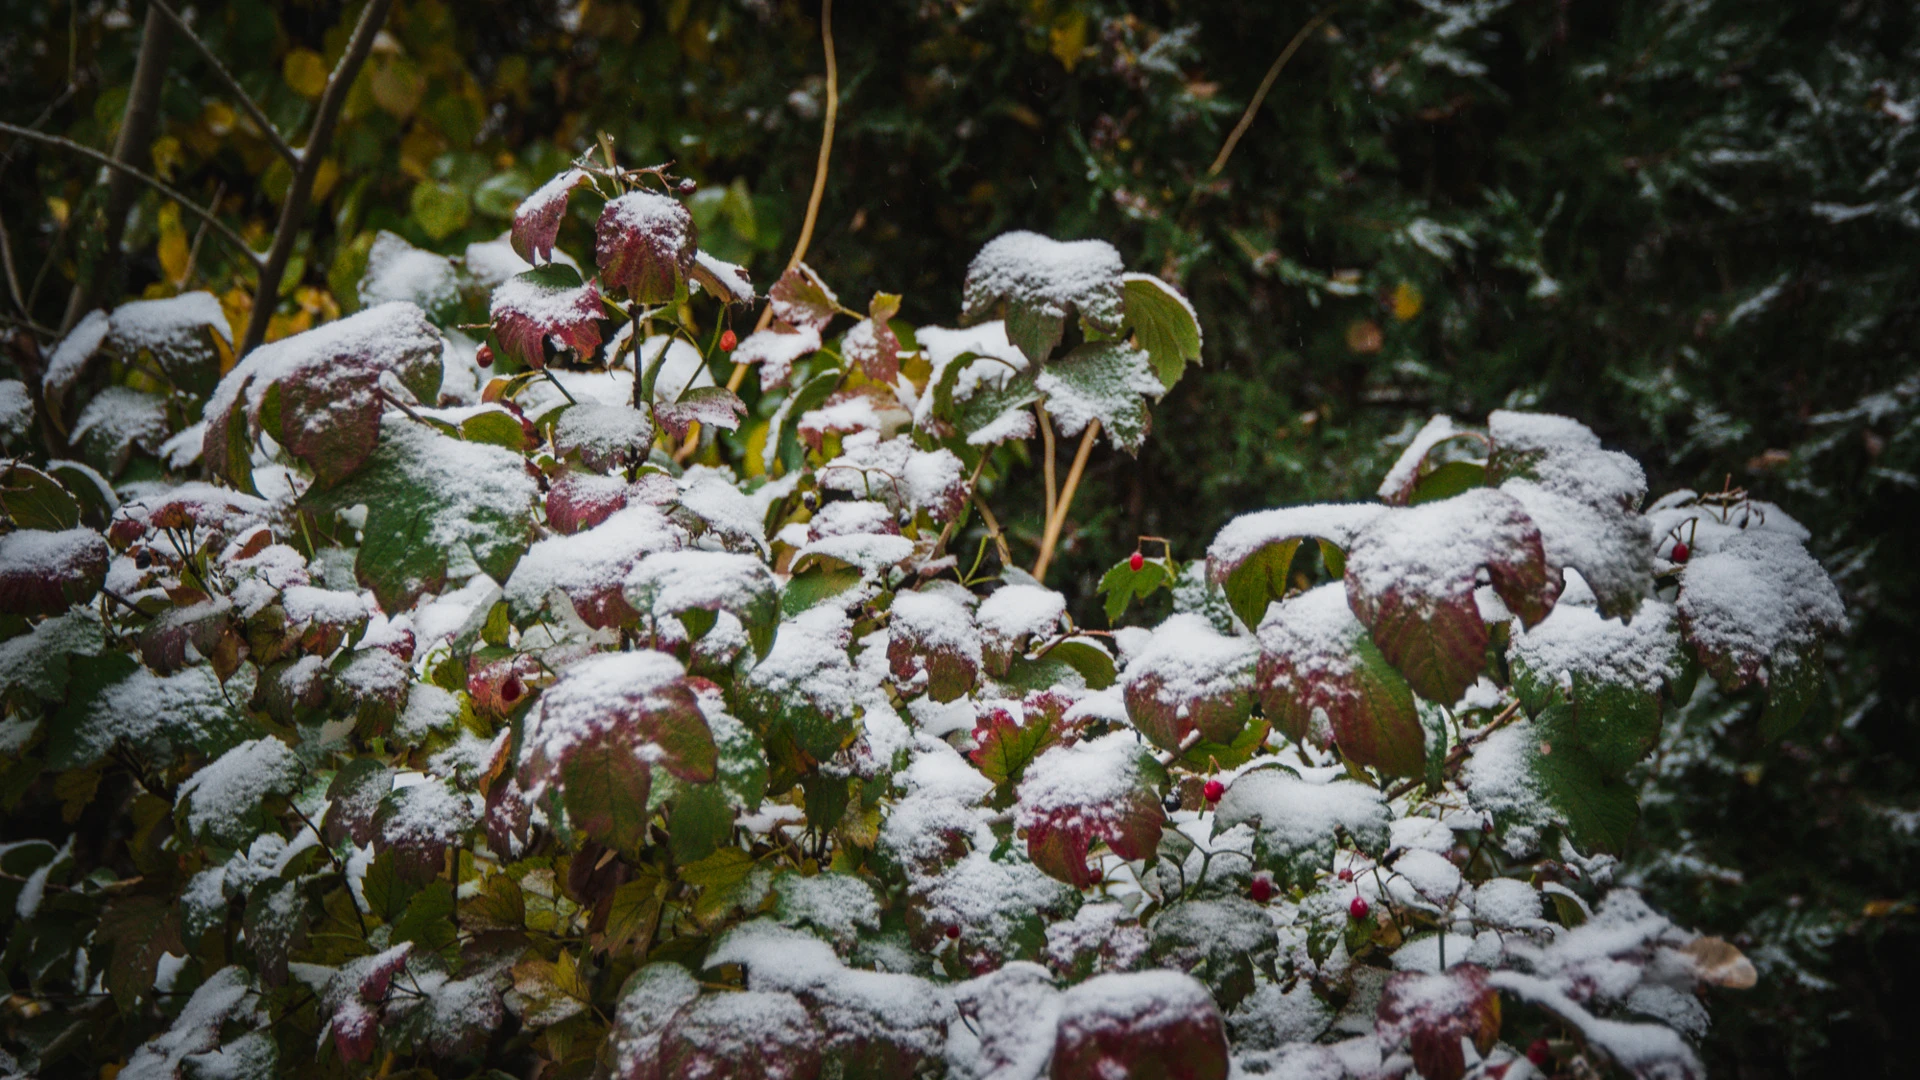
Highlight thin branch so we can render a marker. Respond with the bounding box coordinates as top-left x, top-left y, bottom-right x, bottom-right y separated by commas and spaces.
0, 211, 25, 316
0, 121, 260, 270
727, 0, 838, 393
971, 494, 1014, 570
1207, 1, 1342, 177
149, 0, 297, 164
1038, 402, 1058, 526
239, 0, 395, 357
1032, 420, 1099, 583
